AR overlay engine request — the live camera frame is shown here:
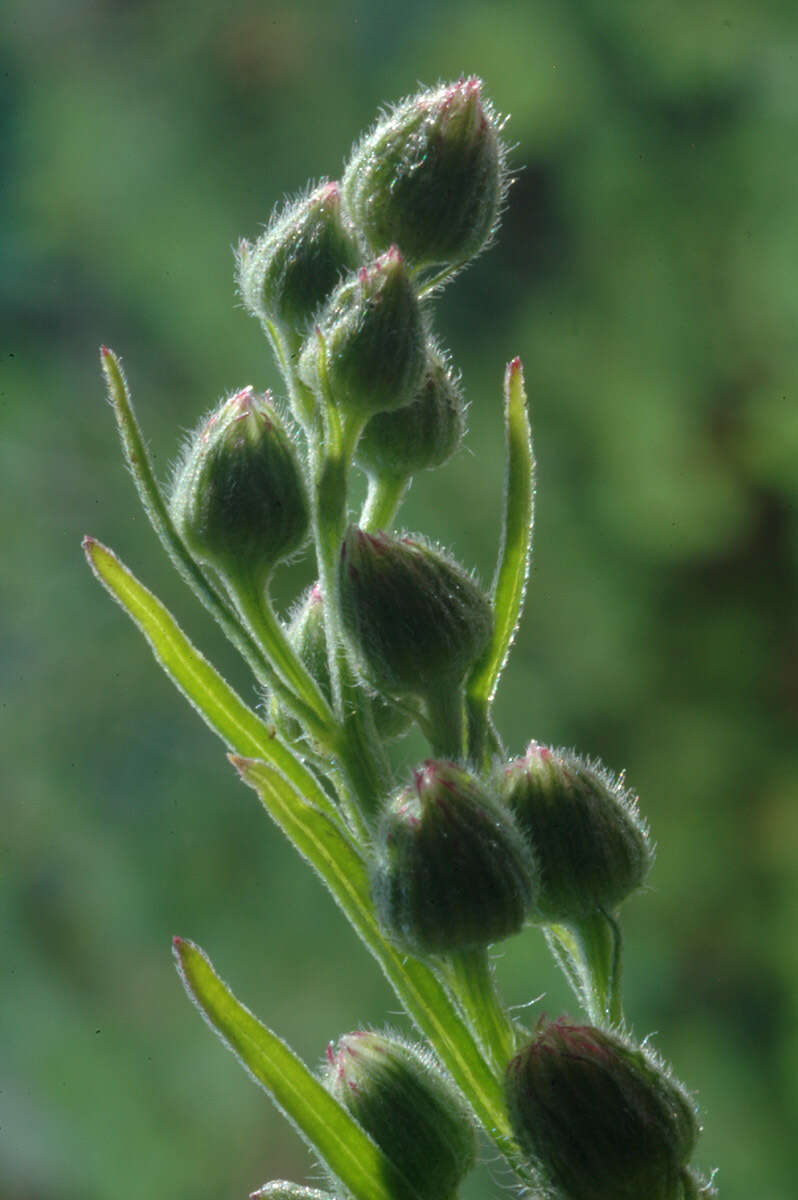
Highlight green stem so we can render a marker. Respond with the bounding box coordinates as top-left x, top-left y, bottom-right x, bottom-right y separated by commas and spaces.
336, 660, 392, 827
447, 948, 517, 1071
426, 685, 467, 760
281, 332, 388, 832
361, 473, 410, 532
546, 911, 624, 1026
228, 577, 335, 746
